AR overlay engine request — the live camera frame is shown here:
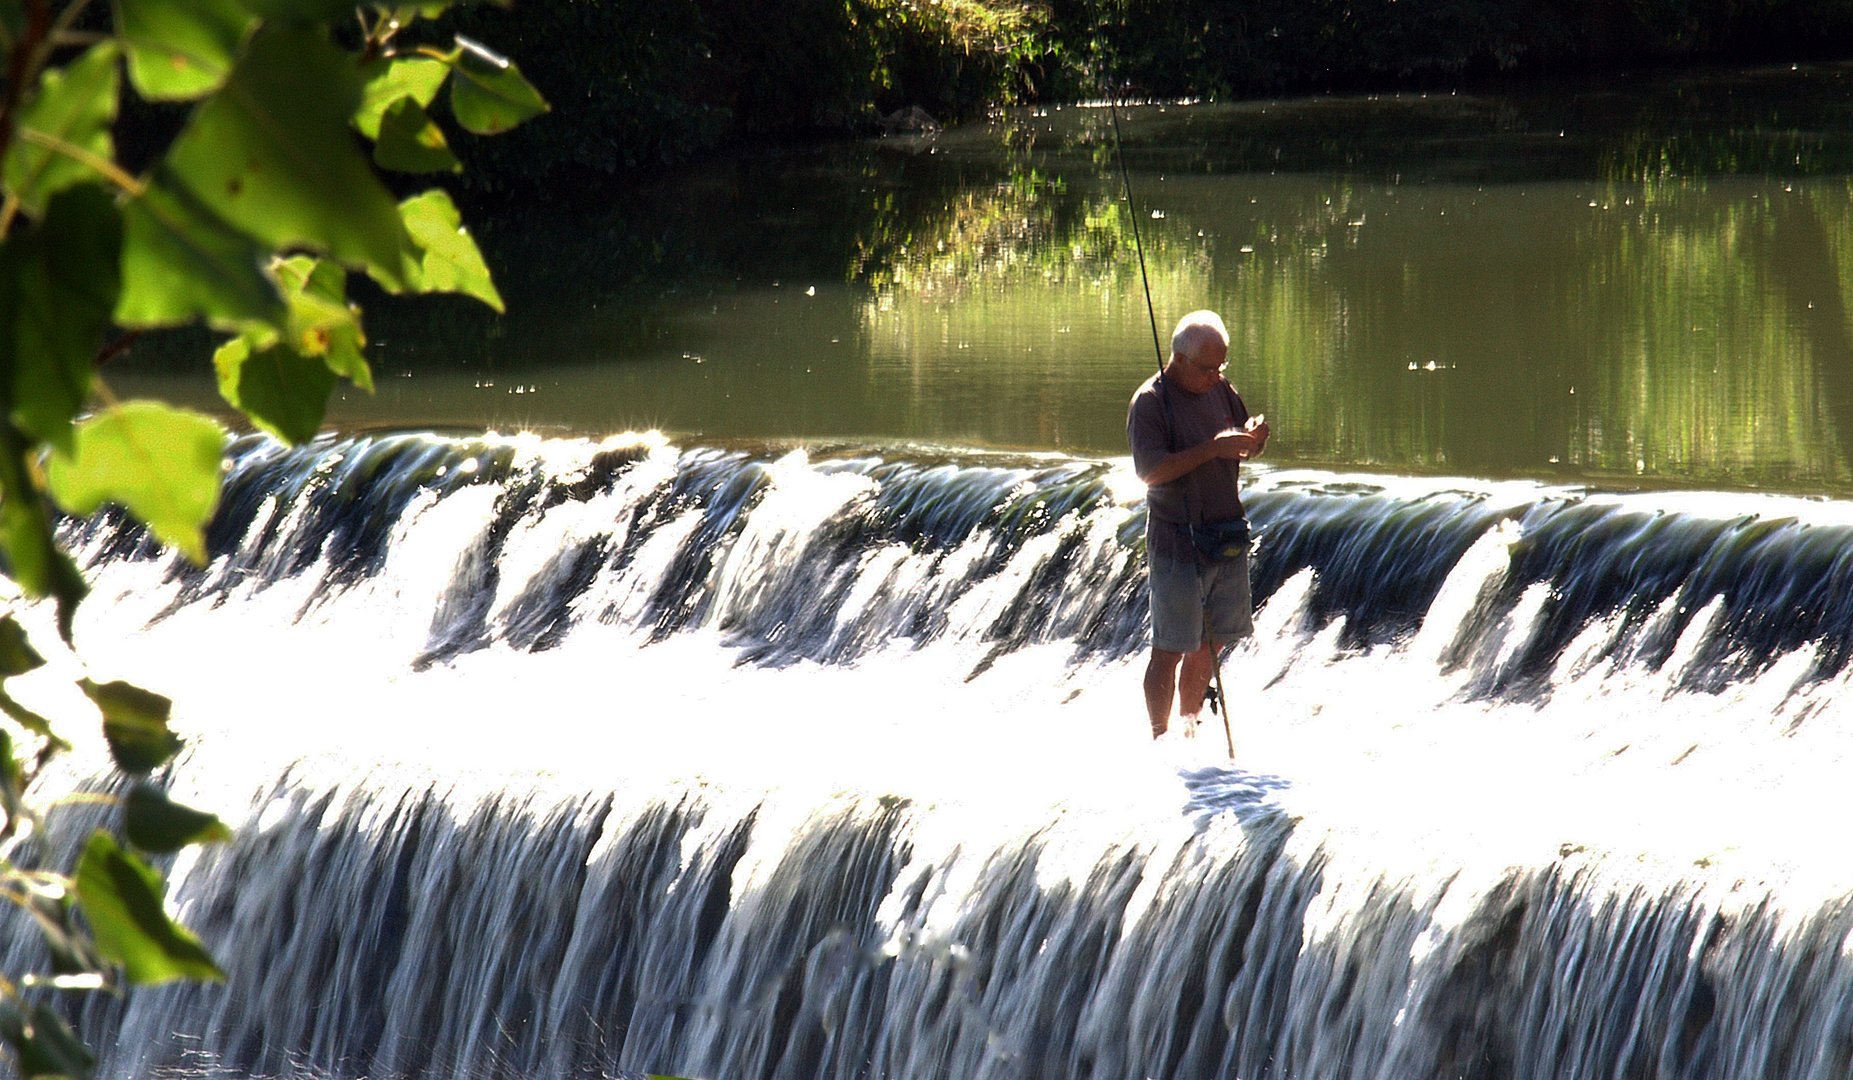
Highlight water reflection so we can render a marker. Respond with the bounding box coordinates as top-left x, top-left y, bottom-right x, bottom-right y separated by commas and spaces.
112, 64, 1853, 493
